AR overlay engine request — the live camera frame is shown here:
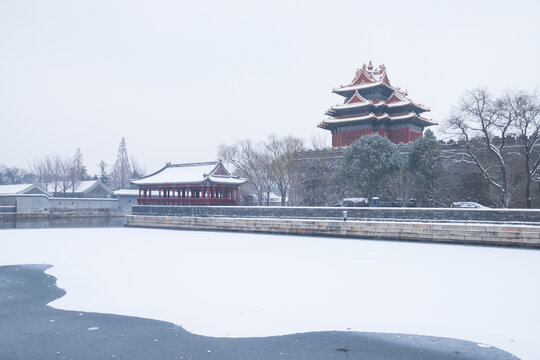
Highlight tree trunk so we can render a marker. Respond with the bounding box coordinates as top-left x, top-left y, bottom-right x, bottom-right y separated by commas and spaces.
526, 177, 532, 209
